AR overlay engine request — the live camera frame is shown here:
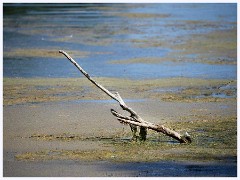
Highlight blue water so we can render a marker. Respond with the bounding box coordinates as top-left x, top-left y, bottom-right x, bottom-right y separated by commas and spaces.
3, 3, 237, 79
